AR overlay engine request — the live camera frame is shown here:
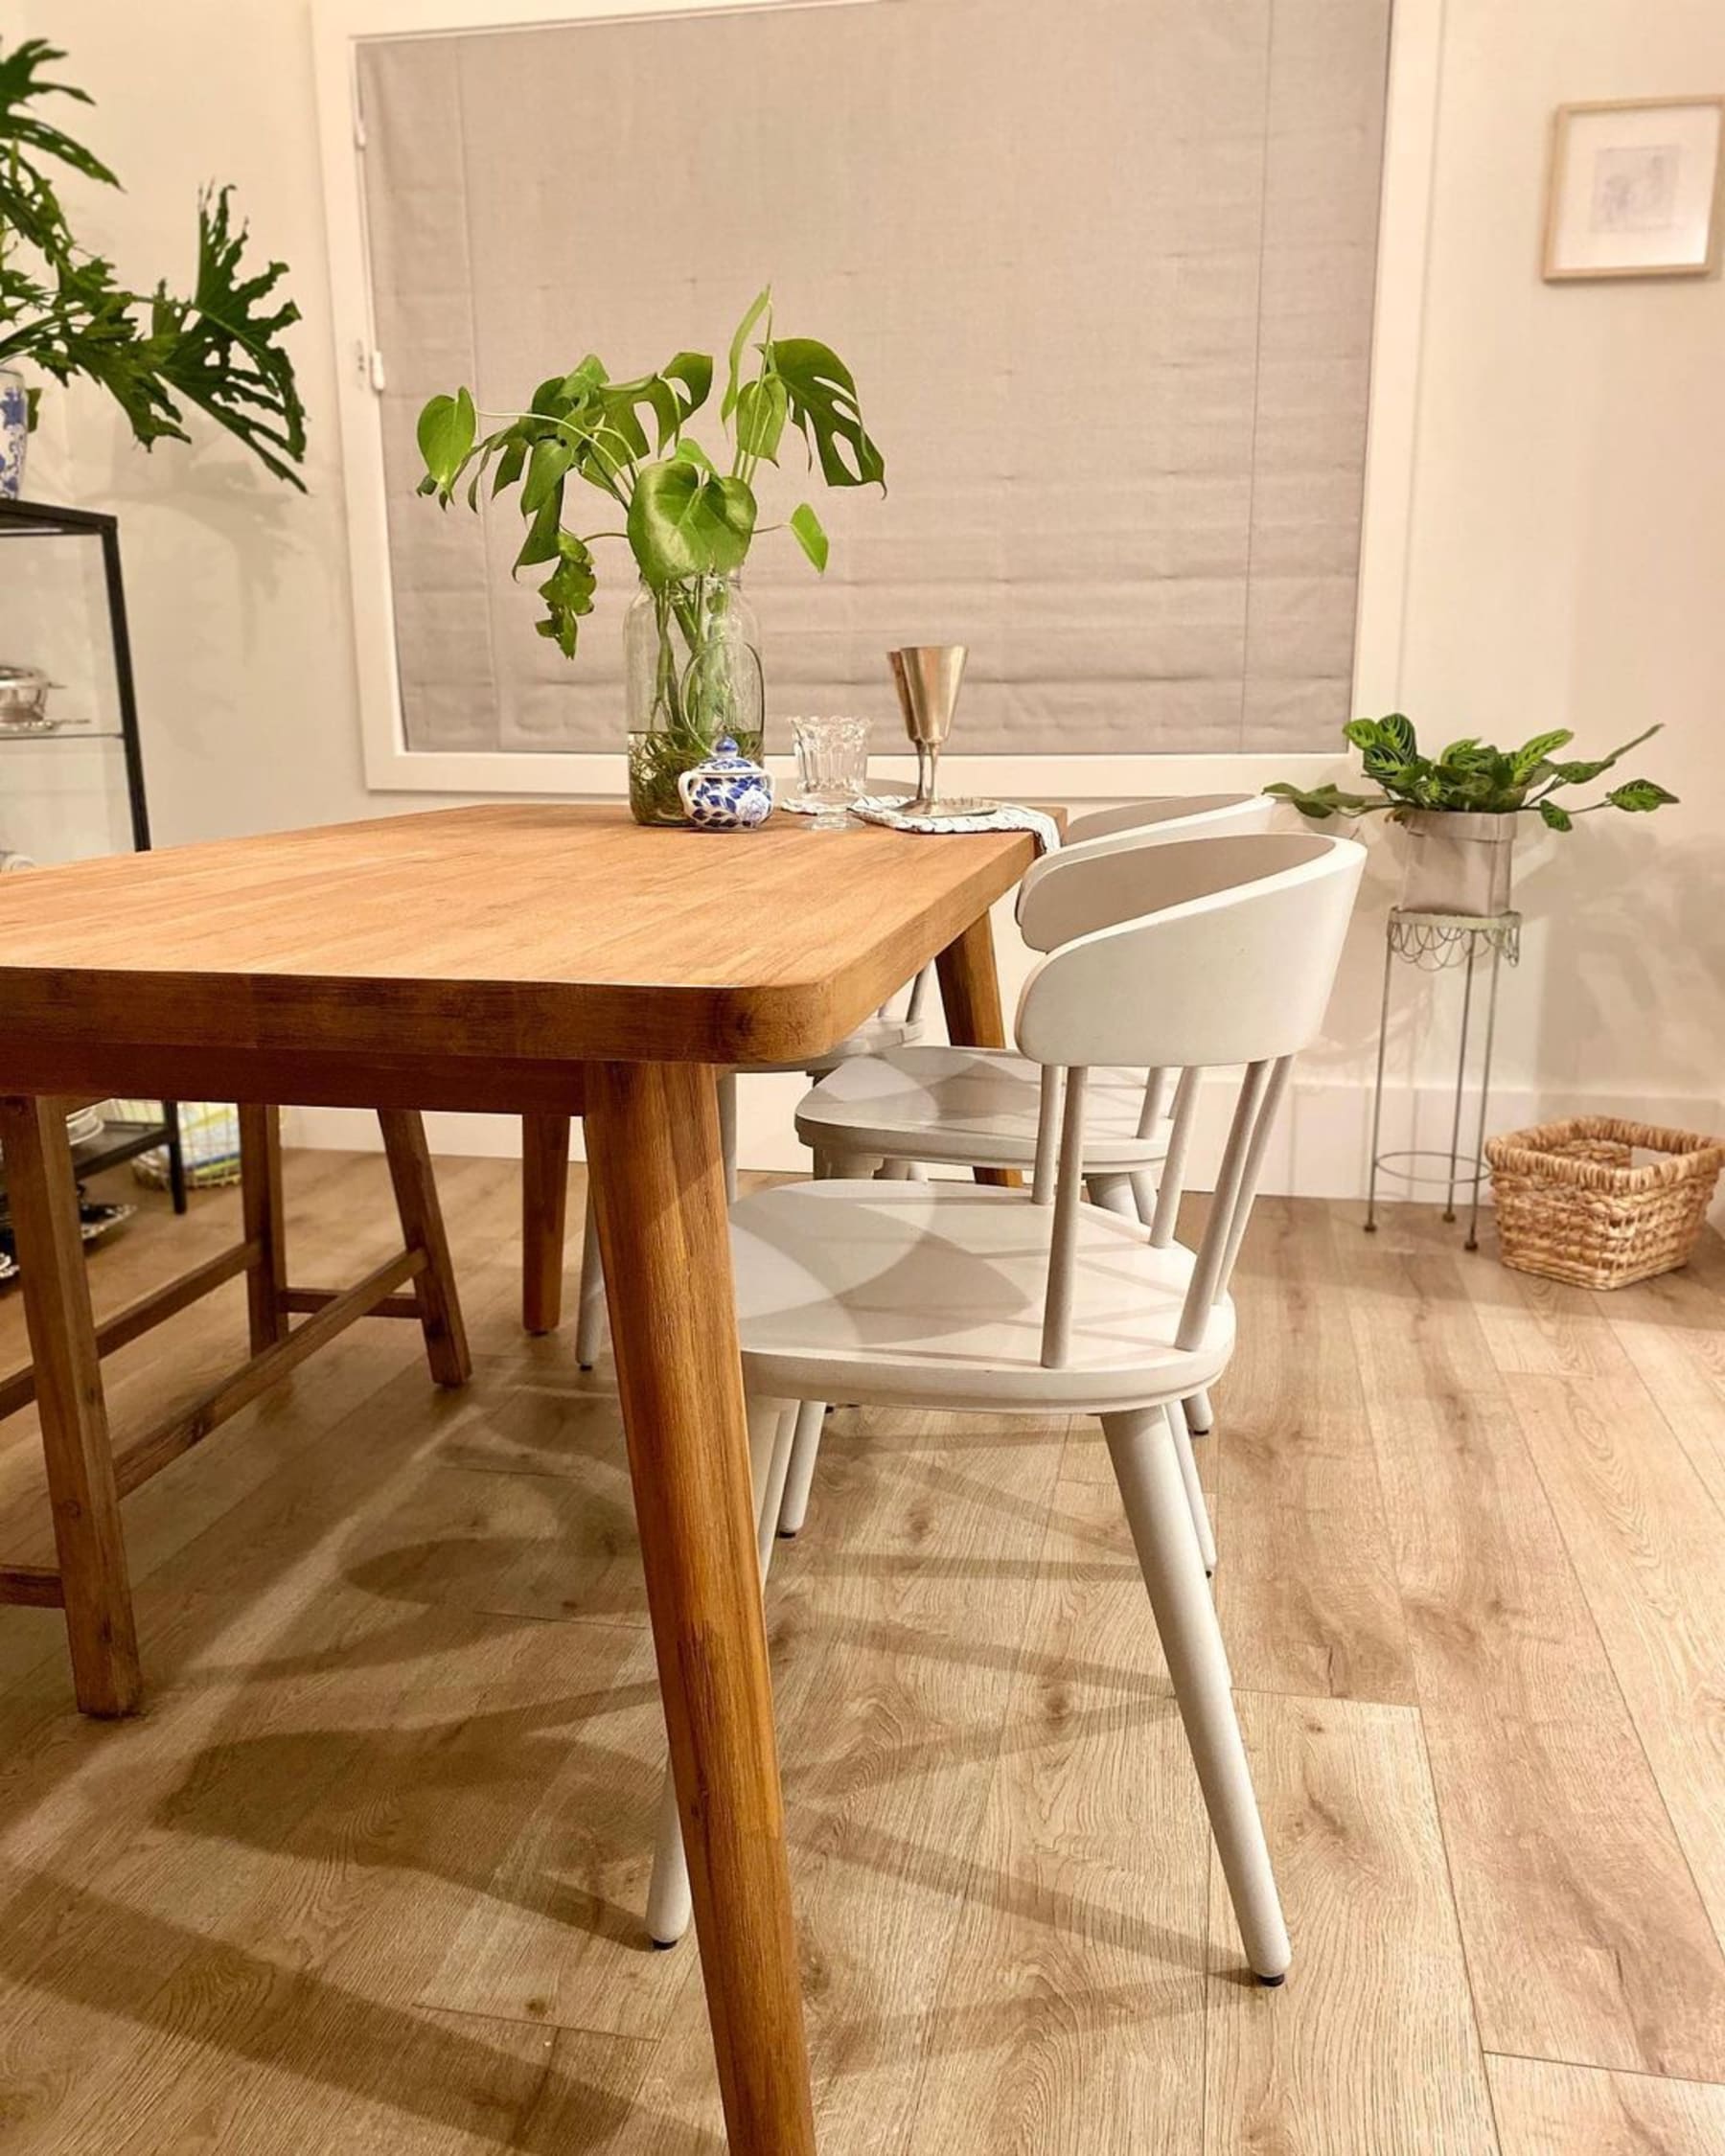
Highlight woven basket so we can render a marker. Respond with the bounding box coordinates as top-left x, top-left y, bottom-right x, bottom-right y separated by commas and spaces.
1485, 1116, 1725, 1290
